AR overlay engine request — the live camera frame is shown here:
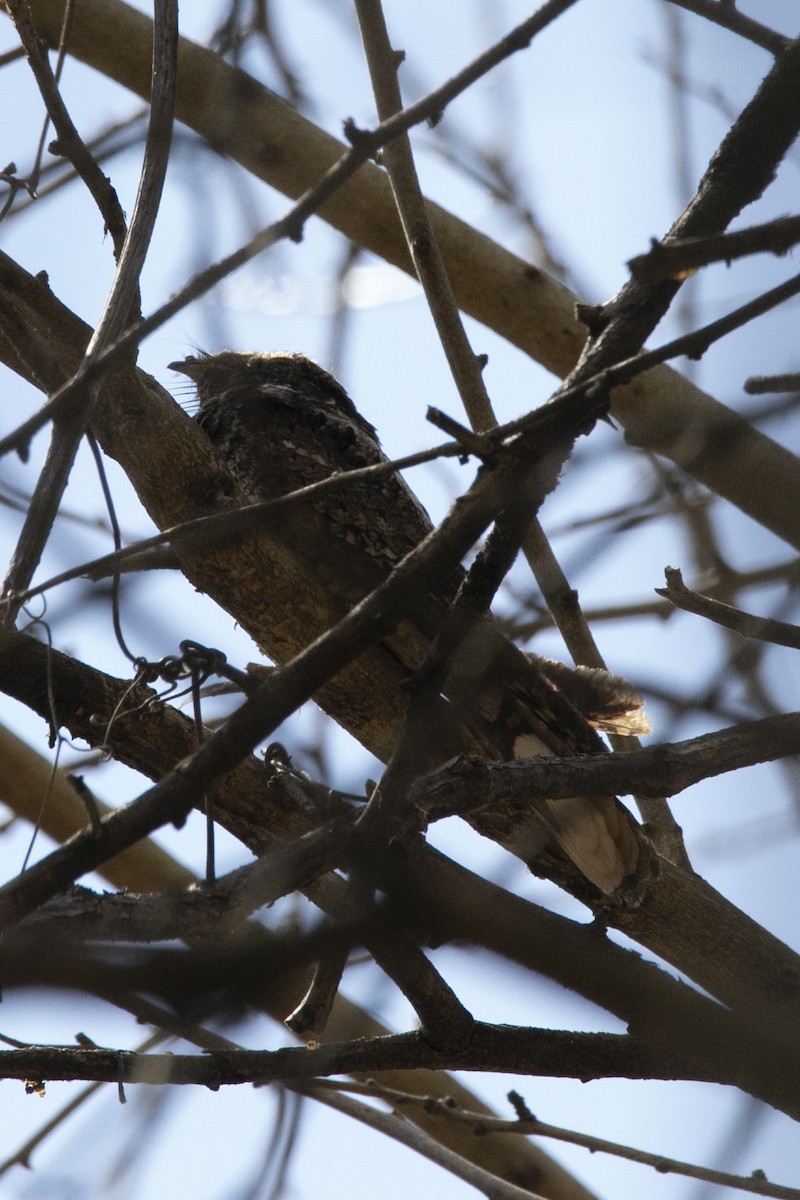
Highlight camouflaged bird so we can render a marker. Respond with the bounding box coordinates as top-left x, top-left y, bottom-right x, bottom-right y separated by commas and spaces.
170, 350, 649, 895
